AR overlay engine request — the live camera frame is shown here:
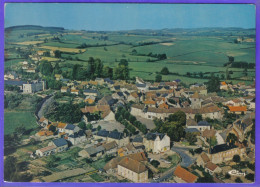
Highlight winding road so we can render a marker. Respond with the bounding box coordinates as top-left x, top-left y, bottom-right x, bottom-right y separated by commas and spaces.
171, 146, 196, 168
